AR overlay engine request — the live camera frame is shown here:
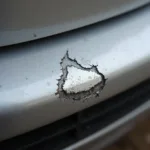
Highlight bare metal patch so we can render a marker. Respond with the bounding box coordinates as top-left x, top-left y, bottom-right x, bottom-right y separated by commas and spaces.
56, 51, 107, 101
